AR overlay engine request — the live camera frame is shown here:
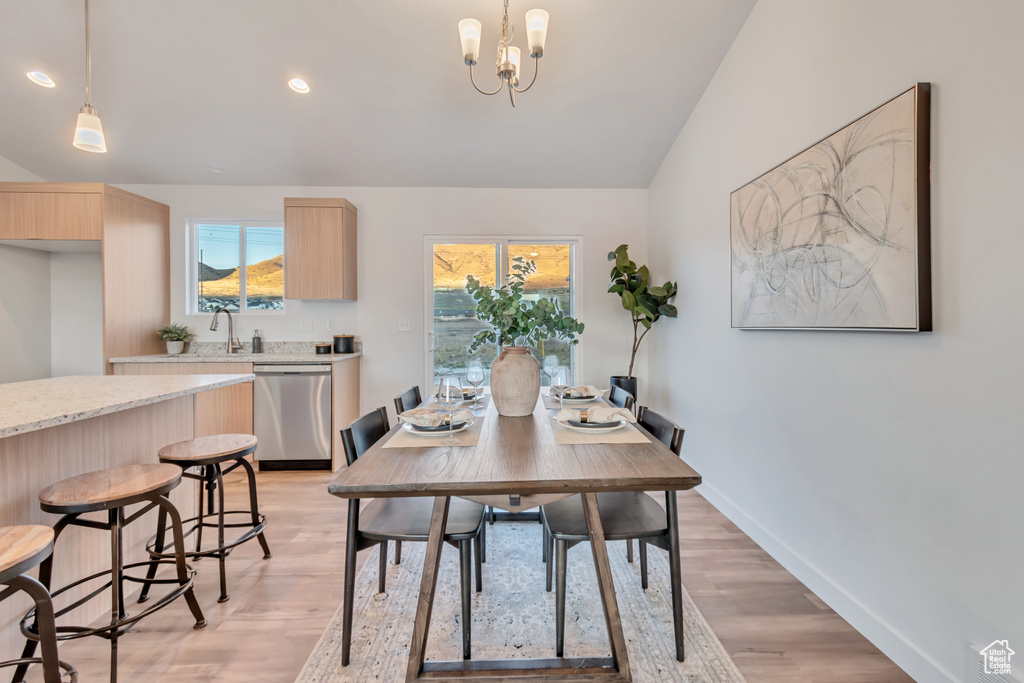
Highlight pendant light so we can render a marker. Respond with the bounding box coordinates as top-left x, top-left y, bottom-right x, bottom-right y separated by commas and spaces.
458, 0, 549, 108
73, 0, 107, 153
